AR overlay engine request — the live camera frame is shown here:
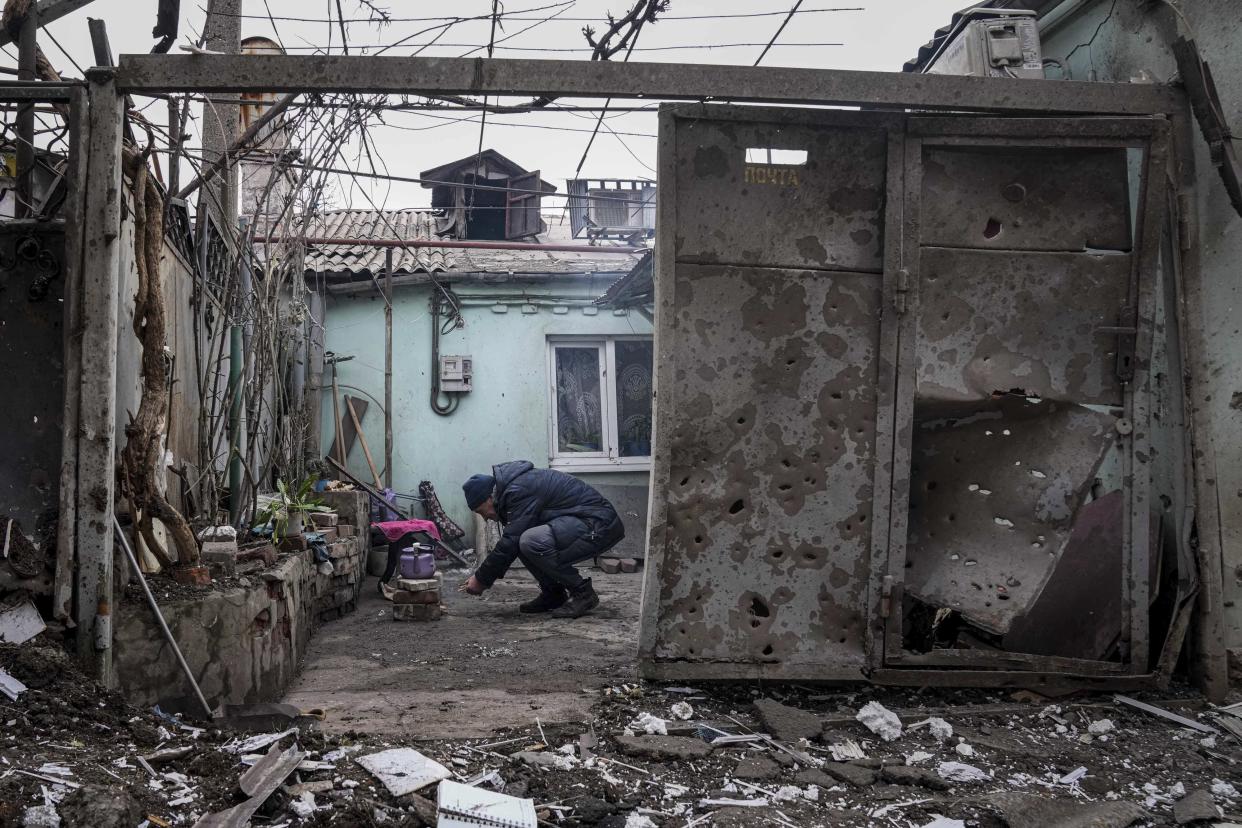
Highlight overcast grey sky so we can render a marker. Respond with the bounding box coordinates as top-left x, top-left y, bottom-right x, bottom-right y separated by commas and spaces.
30, 0, 968, 210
